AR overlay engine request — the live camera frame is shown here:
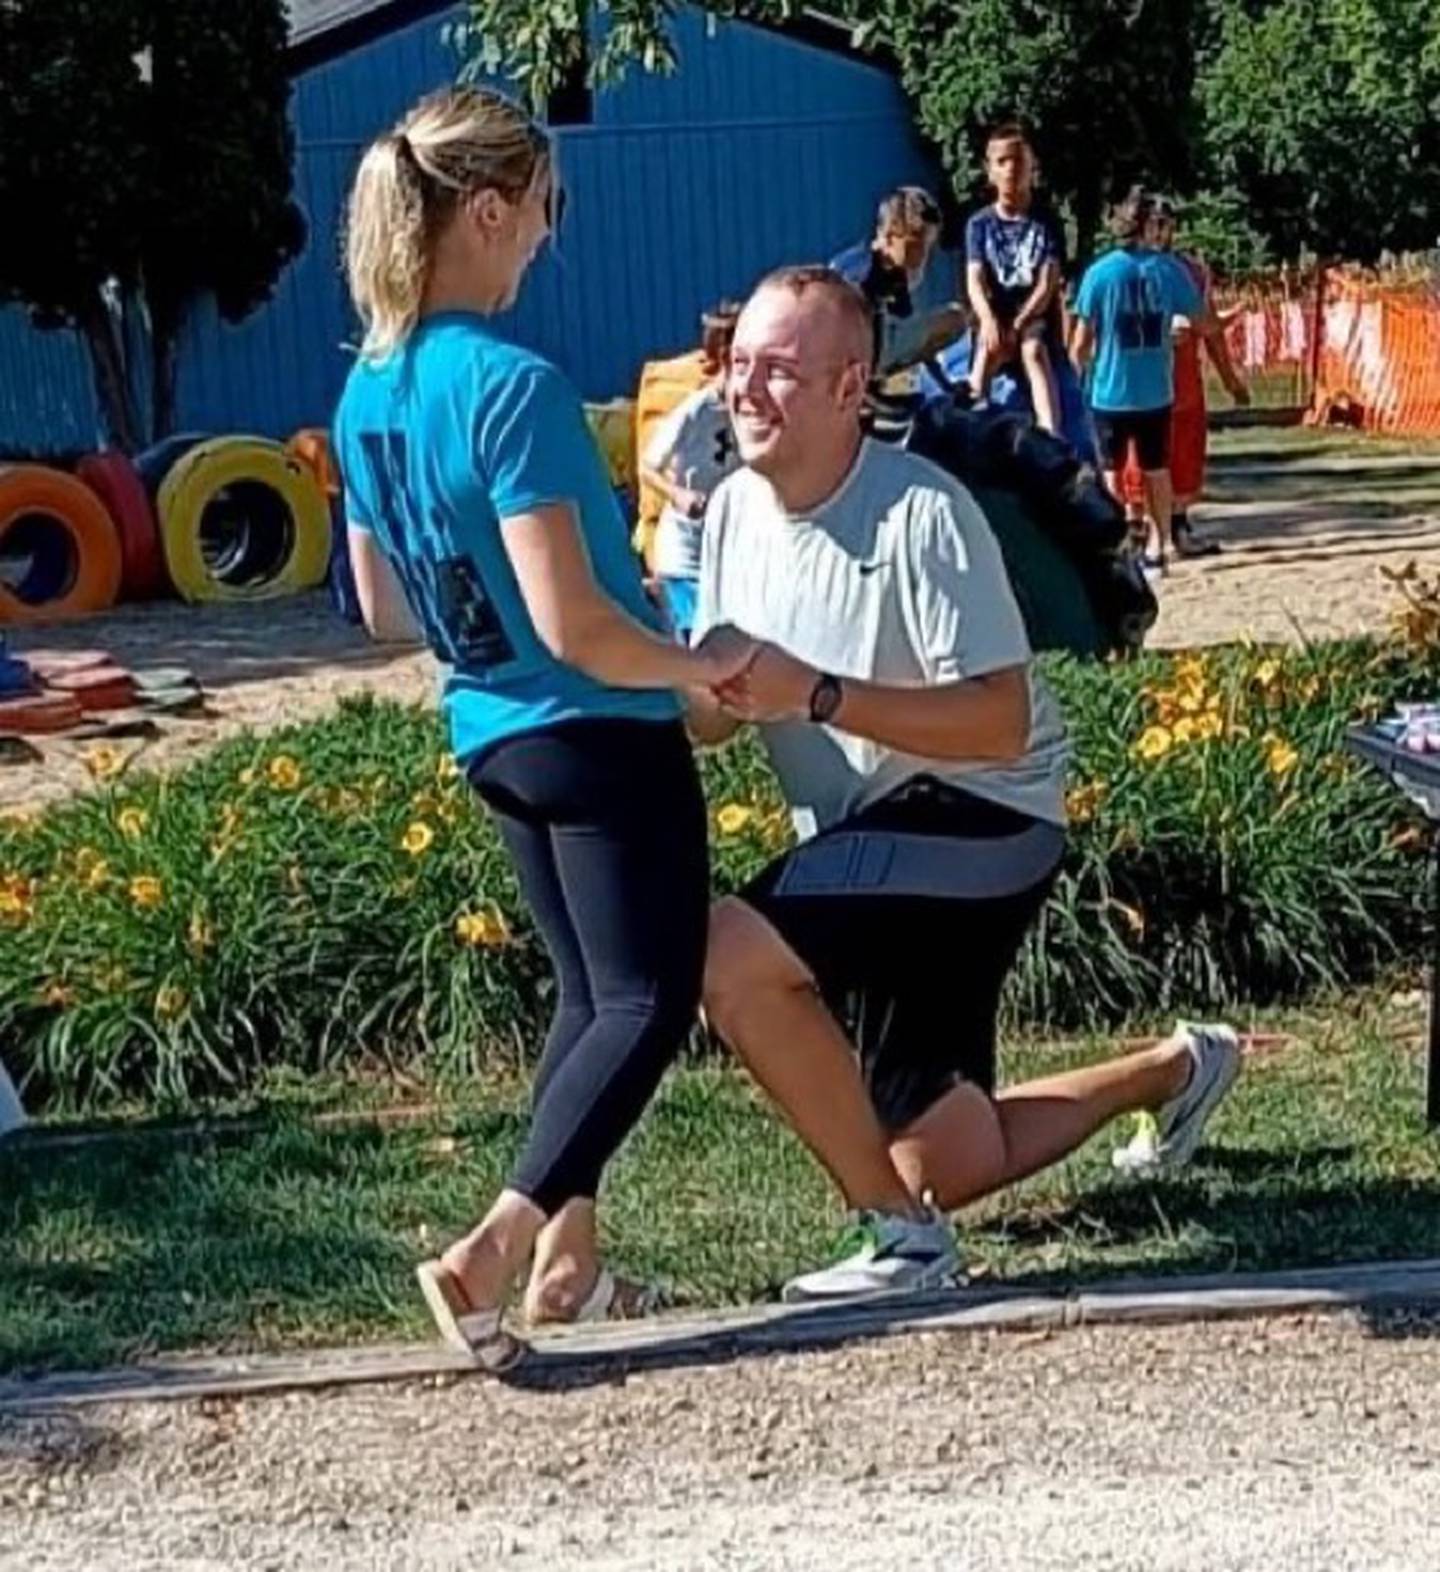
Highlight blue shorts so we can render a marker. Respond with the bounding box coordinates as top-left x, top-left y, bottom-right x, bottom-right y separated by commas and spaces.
659, 576, 699, 643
